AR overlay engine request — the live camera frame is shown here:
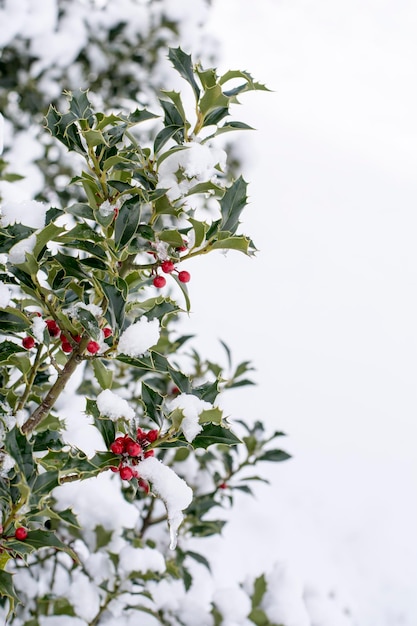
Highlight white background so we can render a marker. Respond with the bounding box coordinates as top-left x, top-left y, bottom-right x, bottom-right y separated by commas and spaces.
179, 1, 417, 624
